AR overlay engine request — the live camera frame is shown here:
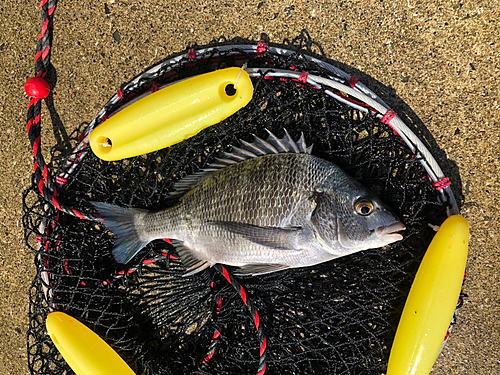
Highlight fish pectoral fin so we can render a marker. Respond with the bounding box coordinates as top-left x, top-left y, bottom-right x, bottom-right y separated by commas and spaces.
209, 221, 303, 250
170, 239, 211, 276
234, 263, 289, 276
